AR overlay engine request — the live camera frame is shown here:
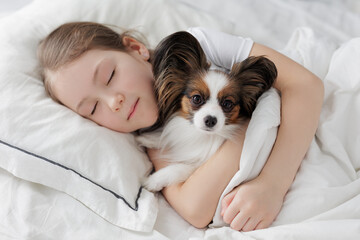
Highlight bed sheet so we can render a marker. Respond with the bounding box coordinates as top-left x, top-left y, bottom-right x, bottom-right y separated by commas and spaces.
1, 0, 360, 240
178, 0, 360, 50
